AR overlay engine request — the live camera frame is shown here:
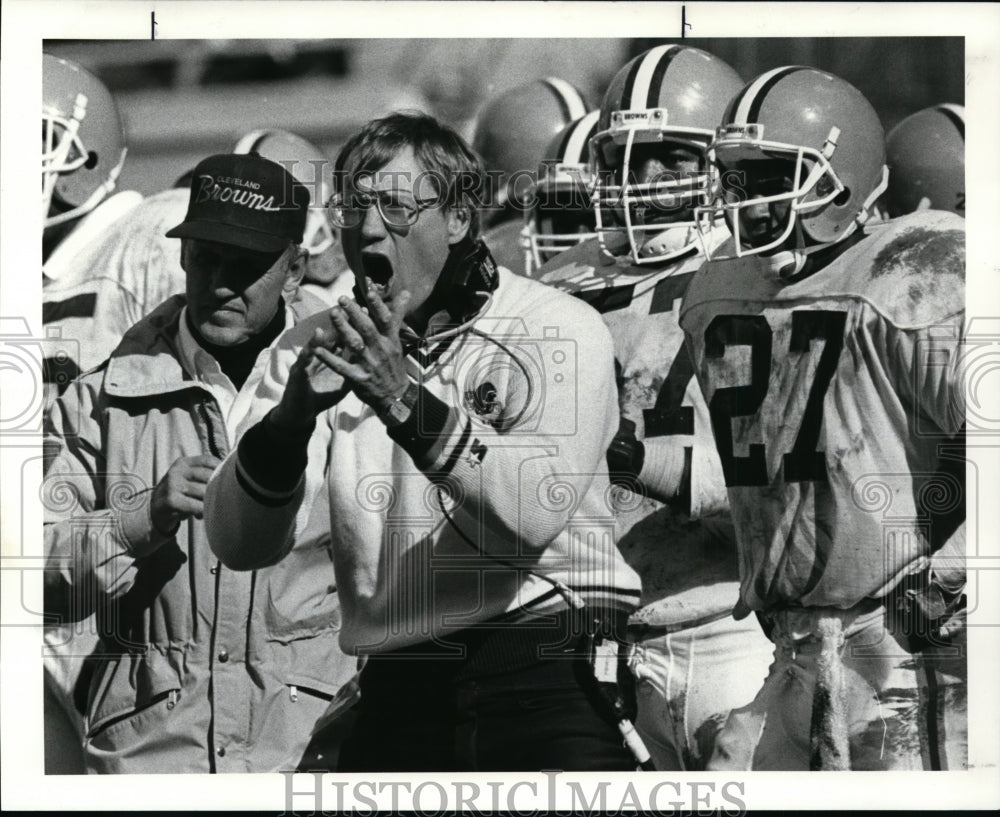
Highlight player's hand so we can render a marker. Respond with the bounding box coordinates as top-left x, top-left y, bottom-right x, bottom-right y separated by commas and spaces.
607, 415, 645, 486
312, 283, 413, 415
150, 454, 223, 536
